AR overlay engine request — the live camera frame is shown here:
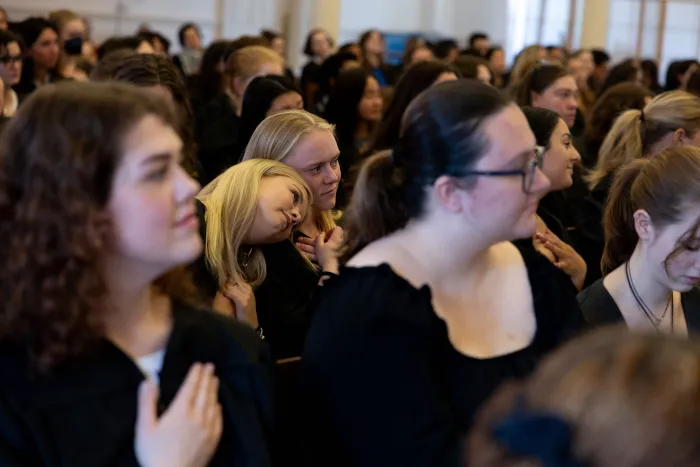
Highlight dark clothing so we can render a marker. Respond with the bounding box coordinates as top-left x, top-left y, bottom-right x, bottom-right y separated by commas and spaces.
255, 238, 319, 360
578, 278, 700, 331
571, 174, 614, 288
300, 244, 585, 467
196, 93, 241, 184
0, 301, 273, 467
538, 191, 573, 242
191, 200, 319, 360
